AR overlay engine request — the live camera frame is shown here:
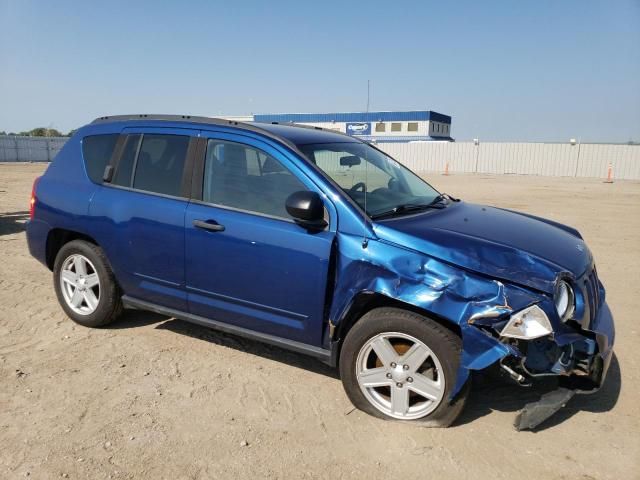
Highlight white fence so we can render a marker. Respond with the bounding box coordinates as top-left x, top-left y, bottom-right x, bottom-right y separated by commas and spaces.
377, 142, 640, 180
1, 135, 639, 180
0, 135, 68, 162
